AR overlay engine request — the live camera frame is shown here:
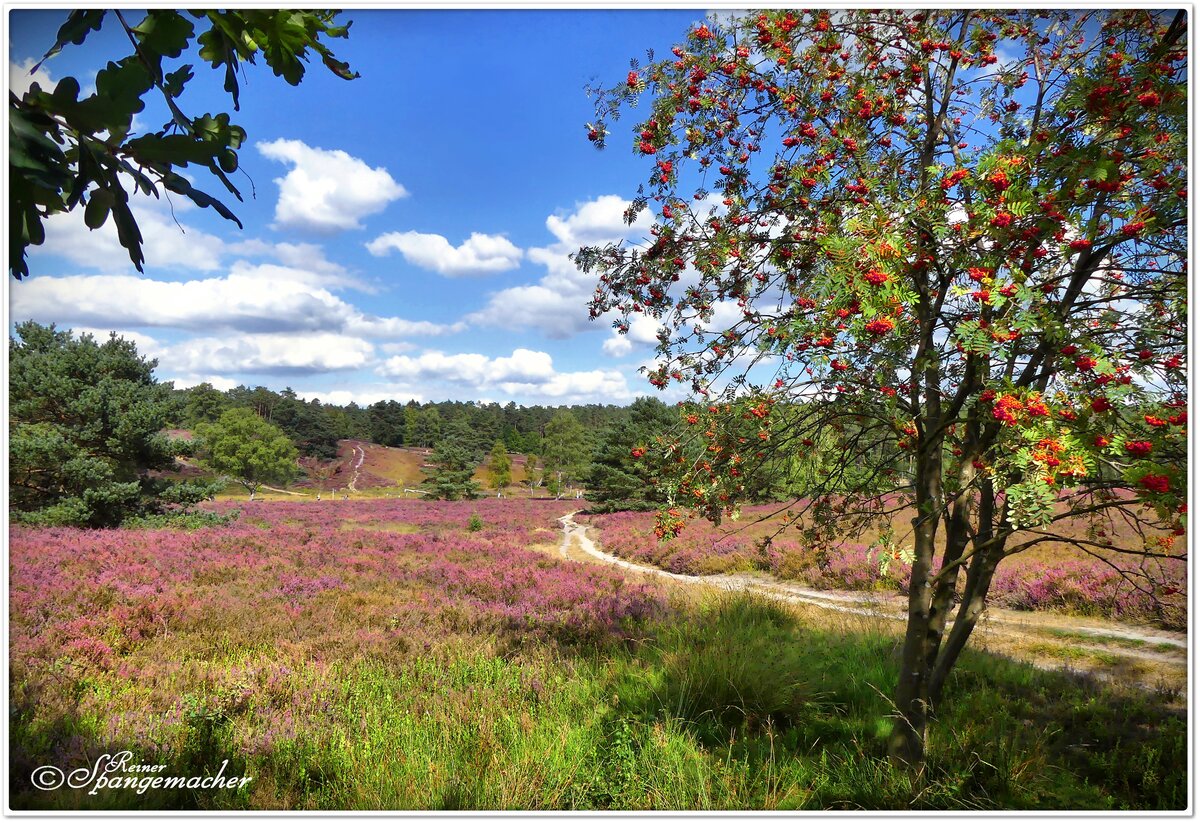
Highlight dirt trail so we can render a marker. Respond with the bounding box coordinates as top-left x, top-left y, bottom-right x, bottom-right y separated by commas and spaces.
347, 444, 366, 492
558, 512, 1187, 686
